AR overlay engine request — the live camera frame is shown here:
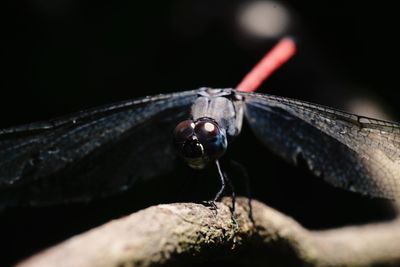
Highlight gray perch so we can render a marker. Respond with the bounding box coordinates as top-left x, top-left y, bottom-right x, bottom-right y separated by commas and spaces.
17, 198, 400, 267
